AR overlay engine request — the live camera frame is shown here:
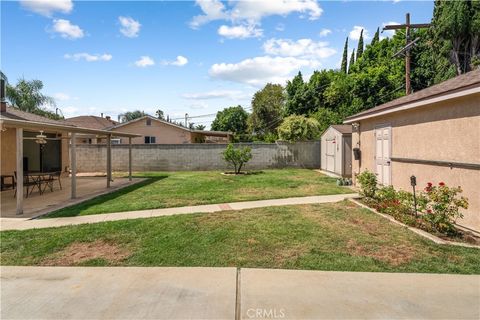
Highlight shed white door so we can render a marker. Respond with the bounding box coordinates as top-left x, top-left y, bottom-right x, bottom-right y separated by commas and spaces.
375, 126, 391, 185
326, 138, 335, 172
